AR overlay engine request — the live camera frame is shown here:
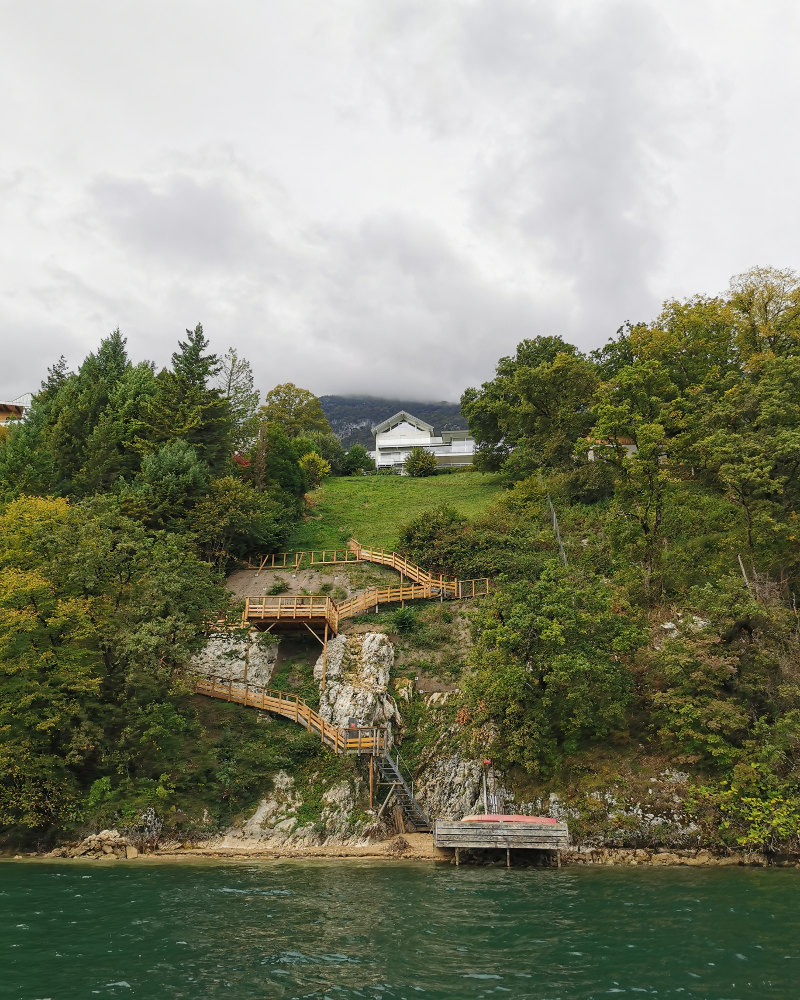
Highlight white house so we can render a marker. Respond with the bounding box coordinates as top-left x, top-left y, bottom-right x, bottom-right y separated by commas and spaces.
586, 435, 639, 461
371, 411, 476, 472
0, 393, 32, 427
